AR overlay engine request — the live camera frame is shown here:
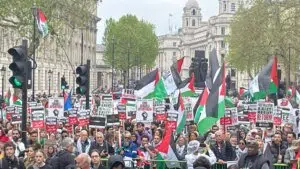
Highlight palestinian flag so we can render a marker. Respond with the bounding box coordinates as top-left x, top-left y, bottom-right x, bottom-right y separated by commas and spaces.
287, 86, 296, 99
195, 63, 226, 135
4, 89, 11, 106
162, 60, 182, 95
225, 96, 235, 108
135, 69, 159, 98
296, 90, 300, 104
10, 93, 22, 105
36, 8, 48, 37
249, 56, 278, 100
175, 93, 186, 134
179, 73, 195, 97
155, 122, 181, 169
174, 57, 184, 73
120, 97, 136, 107
206, 48, 220, 90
